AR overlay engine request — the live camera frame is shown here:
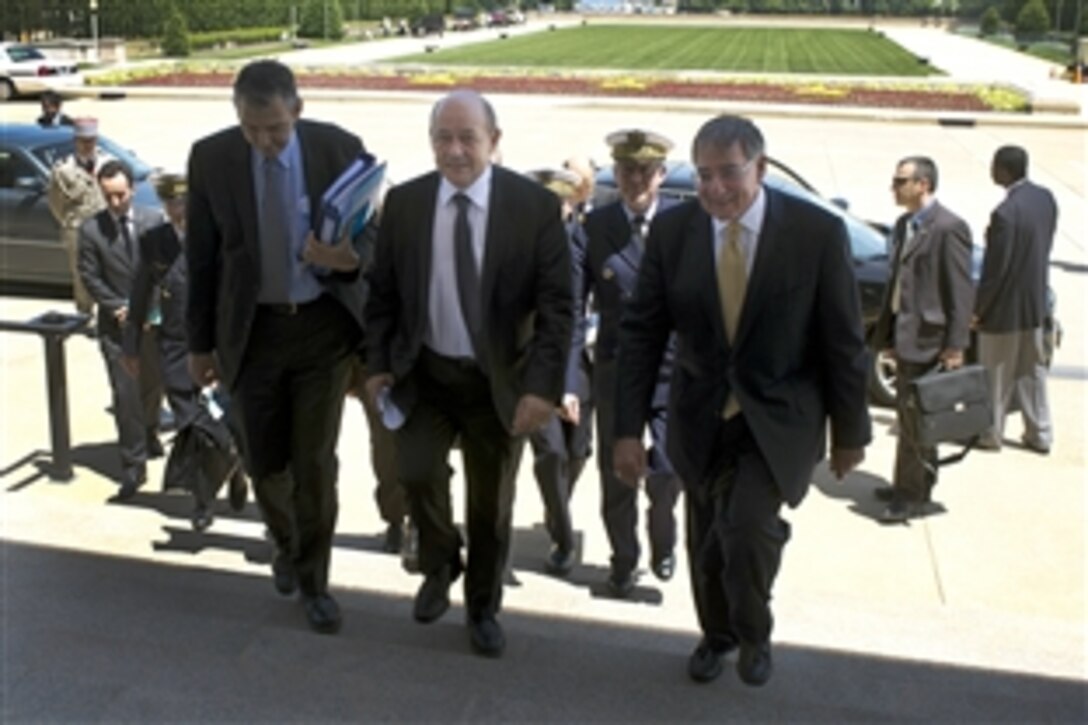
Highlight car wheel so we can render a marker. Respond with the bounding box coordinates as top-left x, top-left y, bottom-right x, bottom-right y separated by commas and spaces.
0, 79, 15, 102
869, 348, 898, 407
